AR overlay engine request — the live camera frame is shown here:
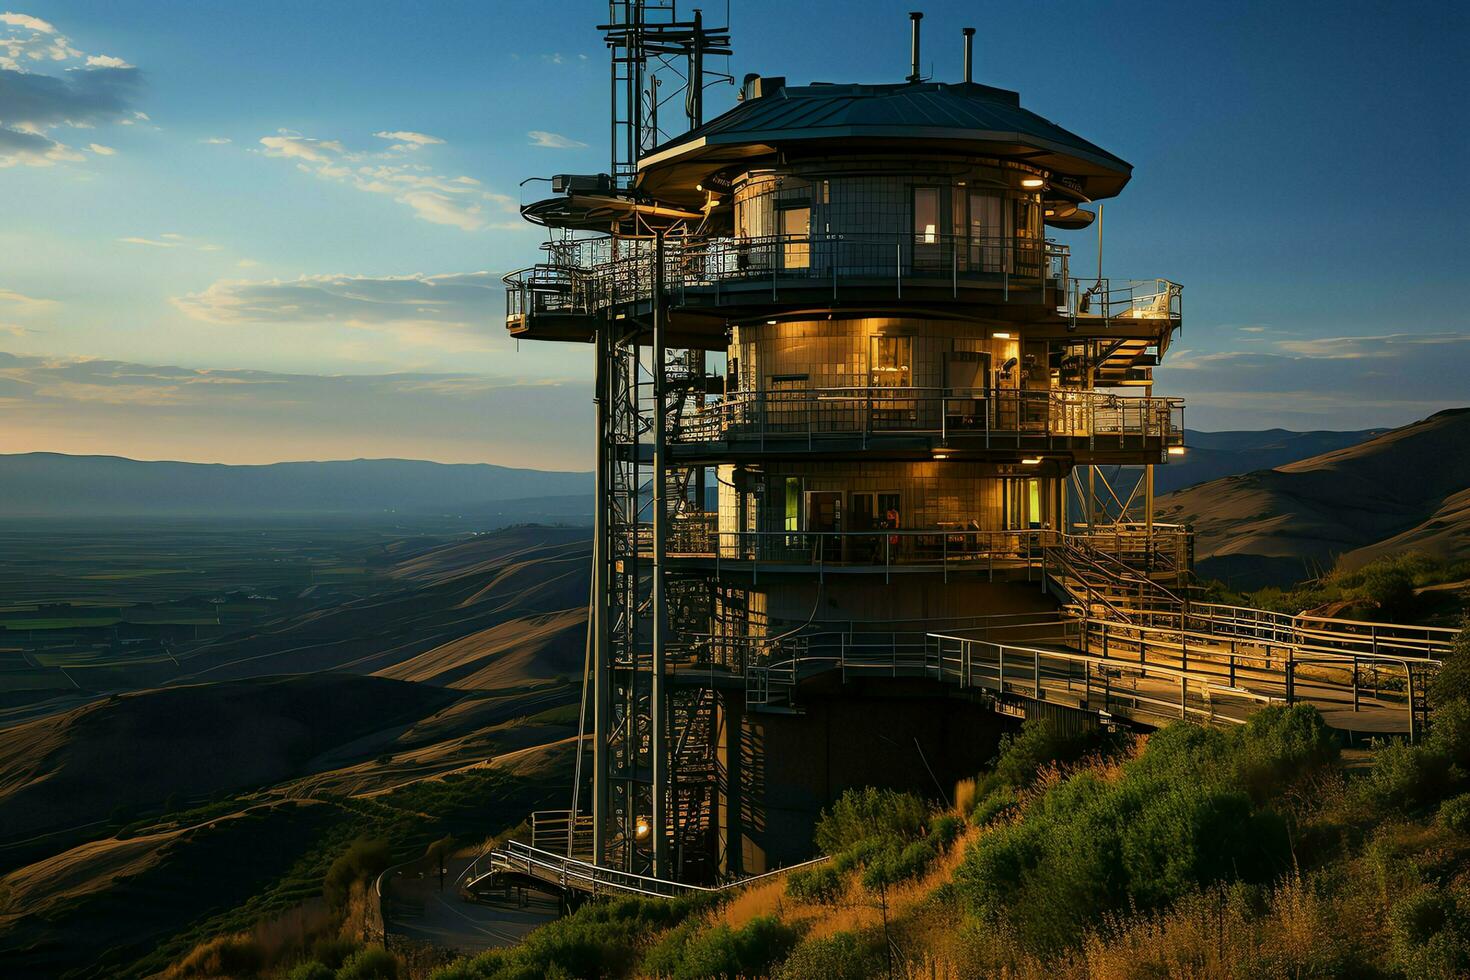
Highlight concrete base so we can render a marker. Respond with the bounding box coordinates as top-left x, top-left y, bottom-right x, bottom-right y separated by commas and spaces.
730, 677, 1017, 873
